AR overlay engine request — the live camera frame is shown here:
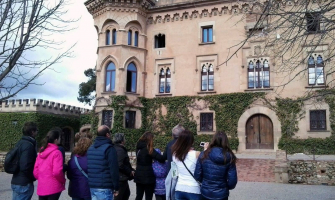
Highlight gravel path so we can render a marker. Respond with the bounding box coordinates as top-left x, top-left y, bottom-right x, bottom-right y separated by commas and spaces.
1, 172, 334, 200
